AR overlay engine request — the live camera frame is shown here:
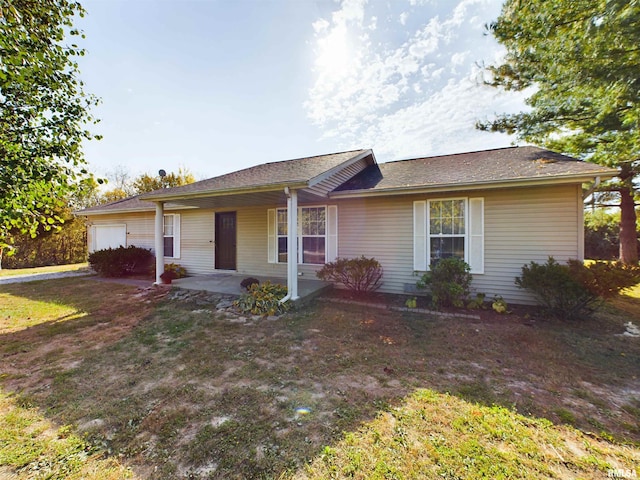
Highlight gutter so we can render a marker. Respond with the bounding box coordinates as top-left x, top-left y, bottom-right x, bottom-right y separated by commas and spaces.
139, 181, 308, 202
582, 176, 602, 201
329, 172, 617, 199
